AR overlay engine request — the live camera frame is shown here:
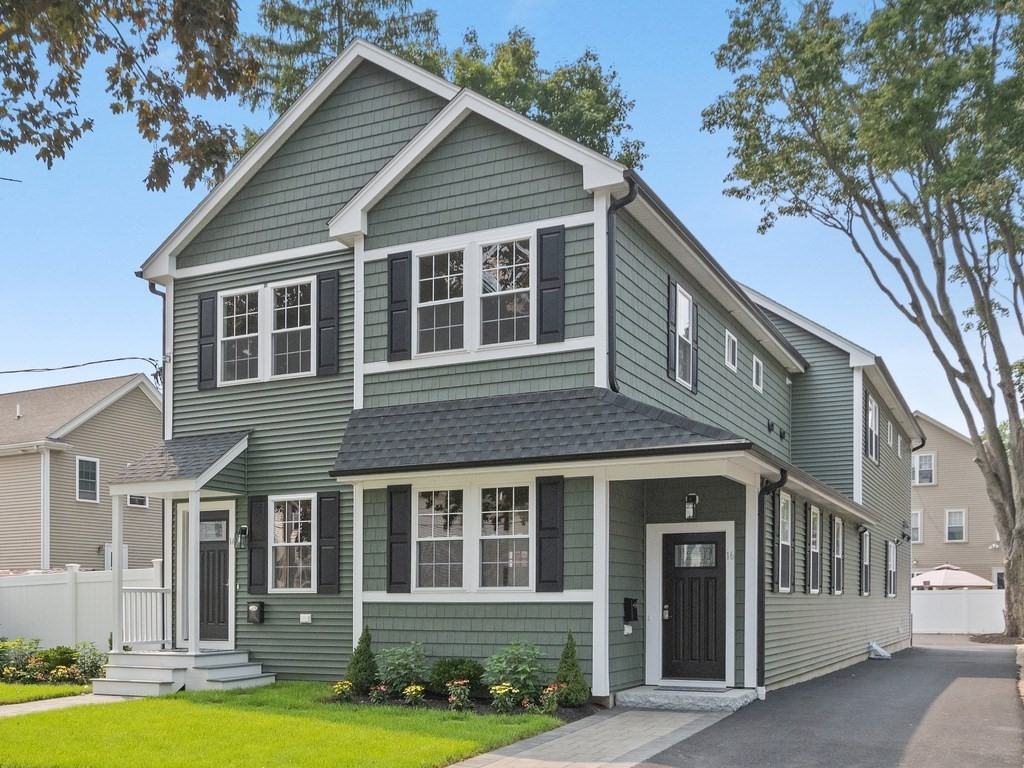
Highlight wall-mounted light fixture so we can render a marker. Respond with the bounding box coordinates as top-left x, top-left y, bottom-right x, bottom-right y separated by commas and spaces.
767, 419, 776, 433
779, 429, 787, 440
684, 493, 699, 519
234, 524, 249, 549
